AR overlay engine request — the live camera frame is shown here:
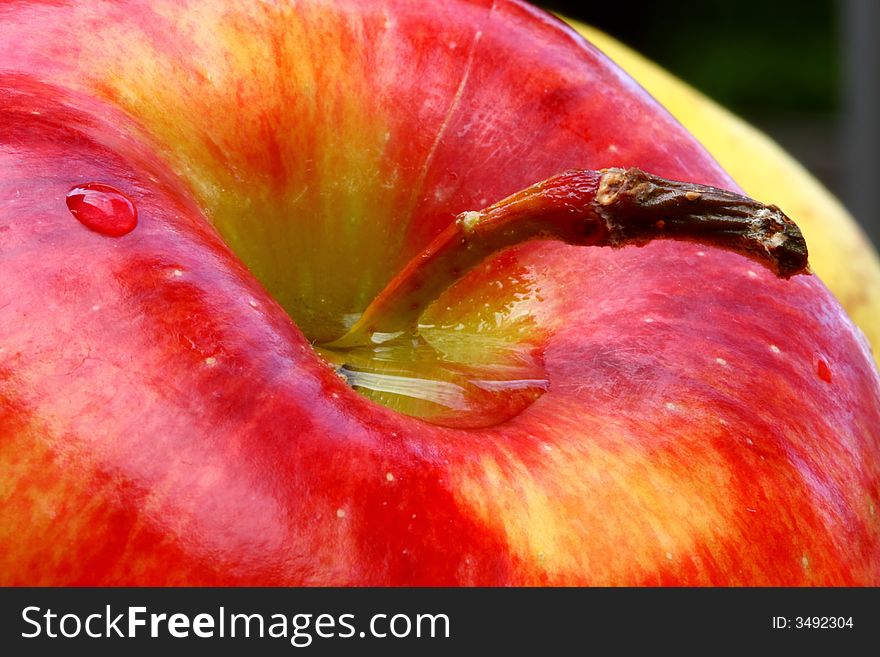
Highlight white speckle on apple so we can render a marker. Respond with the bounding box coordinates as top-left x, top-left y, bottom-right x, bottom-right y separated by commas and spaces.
607, 144, 618, 153
769, 344, 781, 354
665, 552, 673, 560
696, 251, 705, 256
715, 357, 727, 366
448, 41, 457, 50
170, 268, 184, 278
336, 508, 346, 519
746, 438, 754, 445
204, 357, 217, 367
643, 317, 654, 323
386, 472, 394, 482
91, 305, 101, 312
248, 298, 258, 308
801, 555, 810, 569
541, 443, 553, 452
747, 270, 758, 279
746, 507, 757, 513
411, 514, 417, 519
664, 402, 677, 411
331, 391, 340, 399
